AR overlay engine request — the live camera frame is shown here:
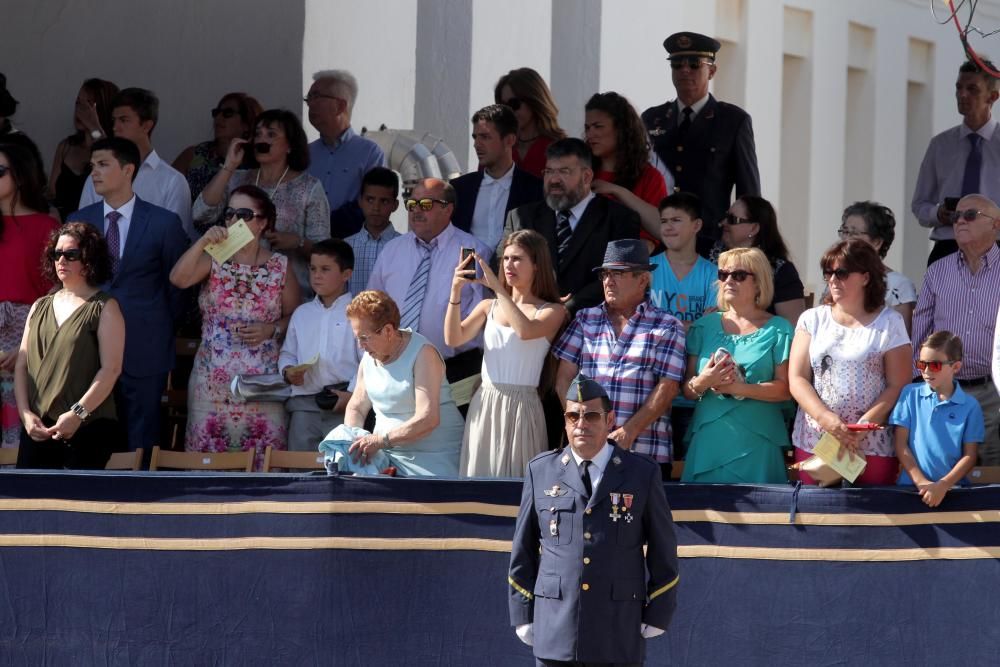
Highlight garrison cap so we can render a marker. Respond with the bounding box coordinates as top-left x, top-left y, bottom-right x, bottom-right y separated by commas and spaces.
566, 373, 609, 404
663, 32, 721, 60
